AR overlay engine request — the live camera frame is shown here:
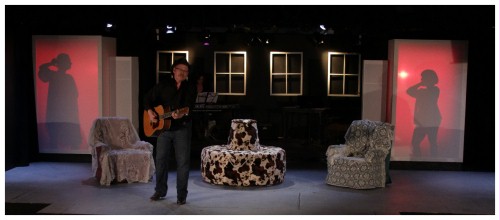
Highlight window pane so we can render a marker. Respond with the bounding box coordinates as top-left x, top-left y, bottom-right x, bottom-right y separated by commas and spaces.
330, 75, 343, 94
288, 54, 302, 73
173, 53, 187, 62
345, 75, 359, 95
272, 54, 286, 73
330, 55, 344, 73
159, 72, 170, 82
216, 54, 230, 72
272, 75, 286, 94
287, 74, 301, 94
345, 55, 359, 74
216, 74, 229, 93
231, 54, 245, 72
158, 53, 171, 71
231, 74, 245, 93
